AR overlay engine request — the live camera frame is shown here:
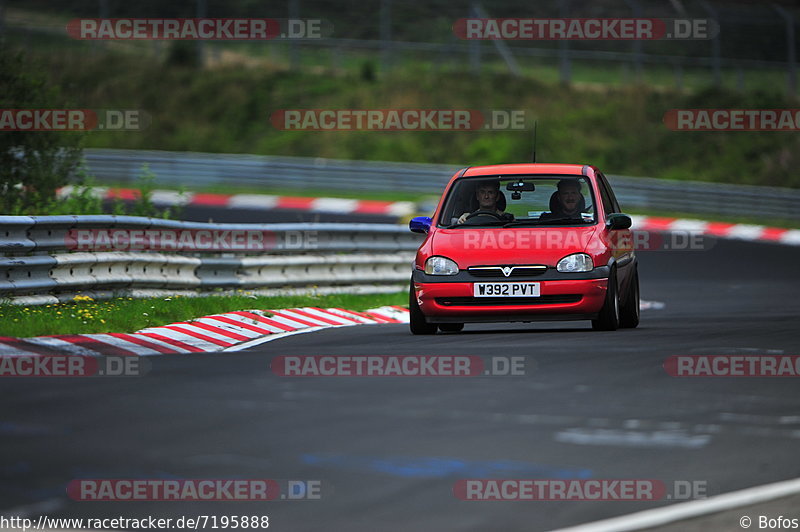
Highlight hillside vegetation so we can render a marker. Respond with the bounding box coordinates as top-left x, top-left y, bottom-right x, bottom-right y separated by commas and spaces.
9, 35, 800, 188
